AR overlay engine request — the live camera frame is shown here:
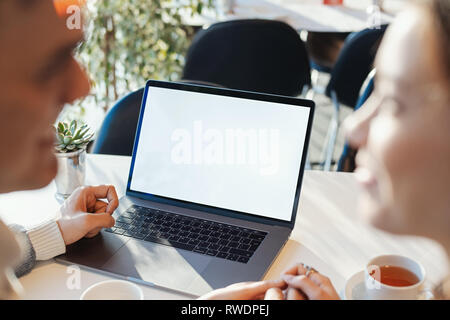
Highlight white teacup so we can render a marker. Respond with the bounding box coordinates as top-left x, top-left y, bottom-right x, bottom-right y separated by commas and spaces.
80, 280, 144, 300
364, 255, 426, 300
